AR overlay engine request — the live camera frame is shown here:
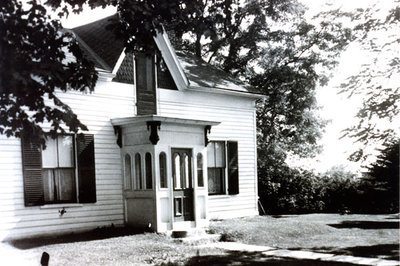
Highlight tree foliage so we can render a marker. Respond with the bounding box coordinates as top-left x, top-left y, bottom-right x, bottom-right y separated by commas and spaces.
2, 0, 351, 162
0, 0, 97, 145
320, 1, 400, 162
366, 140, 399, 212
